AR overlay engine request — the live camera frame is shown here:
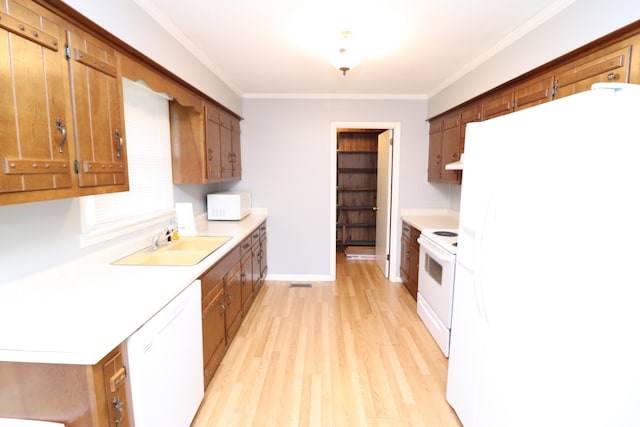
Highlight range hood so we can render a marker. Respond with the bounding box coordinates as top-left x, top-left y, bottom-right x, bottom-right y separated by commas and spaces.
445, 153, 464, 170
